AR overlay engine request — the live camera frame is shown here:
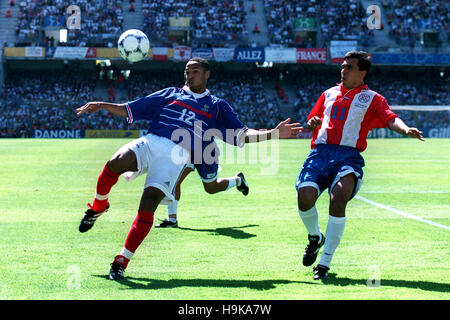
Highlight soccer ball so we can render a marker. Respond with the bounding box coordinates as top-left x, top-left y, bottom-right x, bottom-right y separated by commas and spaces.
117, 29, 150, 63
